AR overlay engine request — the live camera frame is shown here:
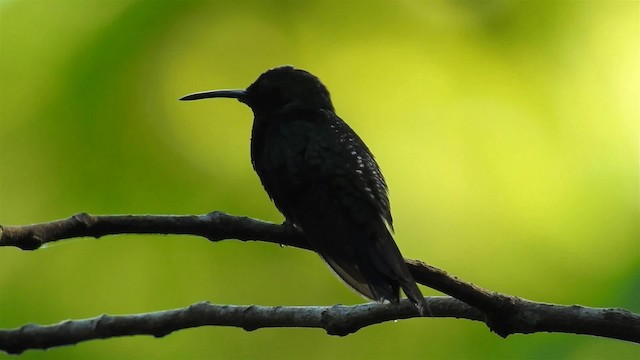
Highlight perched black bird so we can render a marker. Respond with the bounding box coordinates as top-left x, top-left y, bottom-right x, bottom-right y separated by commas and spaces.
181, 66, 426, 313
